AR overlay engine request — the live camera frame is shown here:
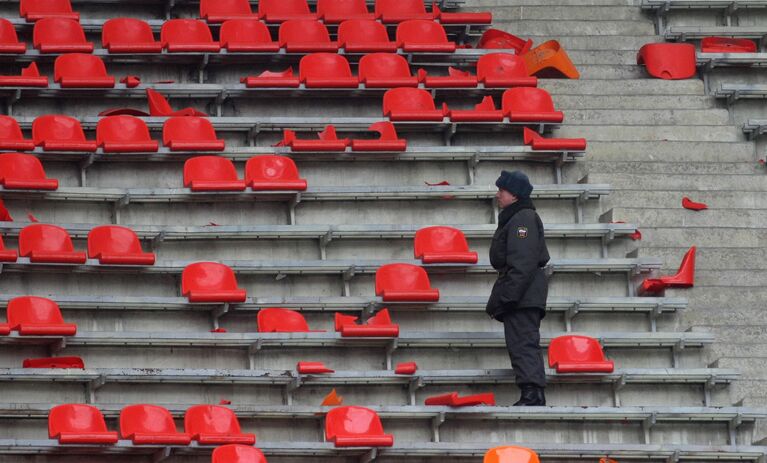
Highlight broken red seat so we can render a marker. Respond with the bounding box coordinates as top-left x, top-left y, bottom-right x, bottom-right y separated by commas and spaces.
182, 262, 247, 303
279, 20, 338, 53
257, 307, 323, 332
478, 29, 533, 54
33, 18, 93, 53
414, 226, 478, 264
0, 152, 58, 190
23, 356, 84, 368
0, 323, 8, 335
325, 406, 393, 447
425, 392, 495, 407
213, 445, 268, 463
641, 246, 696, 294
477, 53, 537, 88
637, 43, 696, 80
87, 225, 156, 265
201, 0, 256, 23
259, 0, 317, 23
318, 0, 375, 24
220, 19, 280, 52
54, 54, 115, 88
449, 96, 504, 122
19, 224, 86, 264
338, 19, 398, 53
396, 20, 456, 53
49, 404, 118, 445
102, 18, 163, 54
184, 404, 256, 445
278, 126, 349, 152
701, 37, 756, 53
359, 53, 419, 88
375, 263, 439, 302
523, 127, 586, 151
0, 235, 18, 262
374, 0, 434, 23
7, 295, 77, 335
432, 3, 491, 25
32, 114, 98, 152
548, 335, 615, 373
351, 121, 407, 152
241, 68, 301, 88
96, 115, 159, 153
420, 67, 478, 88
394, 362, 417, 375
184, 156, 247, 191
334, 308, 399, 337
383, 87, 448, 122
163, 117, 225, 152
297, 361, 334, 374
0, 116, 35, 150
502, 87, 563, 123
161, 19, 221, 53
120, 404, 192, 445
0, 63, 49, 88
245, 155, 308, 191
0, 18, 26, 54
300, 53, 358, 88
21, 0, 79, 21
147, 88, 208, 117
